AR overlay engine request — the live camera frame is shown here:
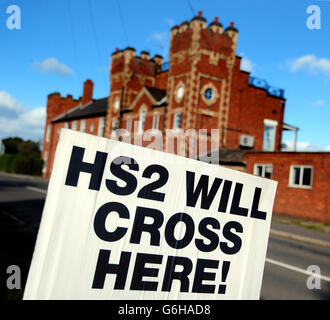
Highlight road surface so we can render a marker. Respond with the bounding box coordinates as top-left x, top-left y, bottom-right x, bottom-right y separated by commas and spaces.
0, 172, 329, 300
